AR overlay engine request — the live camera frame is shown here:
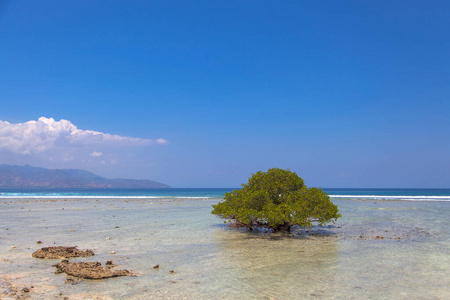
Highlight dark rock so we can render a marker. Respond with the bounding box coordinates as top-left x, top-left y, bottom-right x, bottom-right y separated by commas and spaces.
32, 246, 94, 259
53, 260, 133, 279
